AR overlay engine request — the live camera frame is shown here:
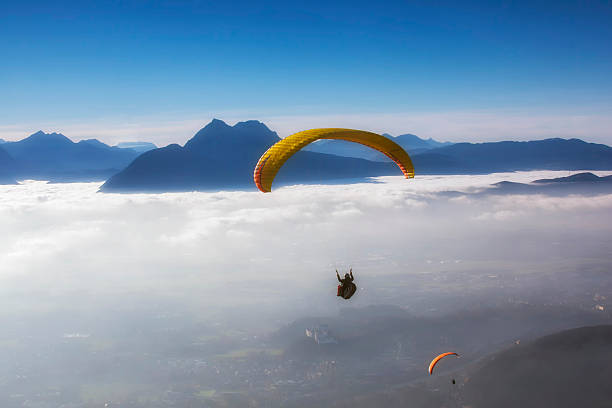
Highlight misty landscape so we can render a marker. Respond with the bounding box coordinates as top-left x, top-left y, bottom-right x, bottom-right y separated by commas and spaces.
3, 1, 612, 407
1, 169, 611, 407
